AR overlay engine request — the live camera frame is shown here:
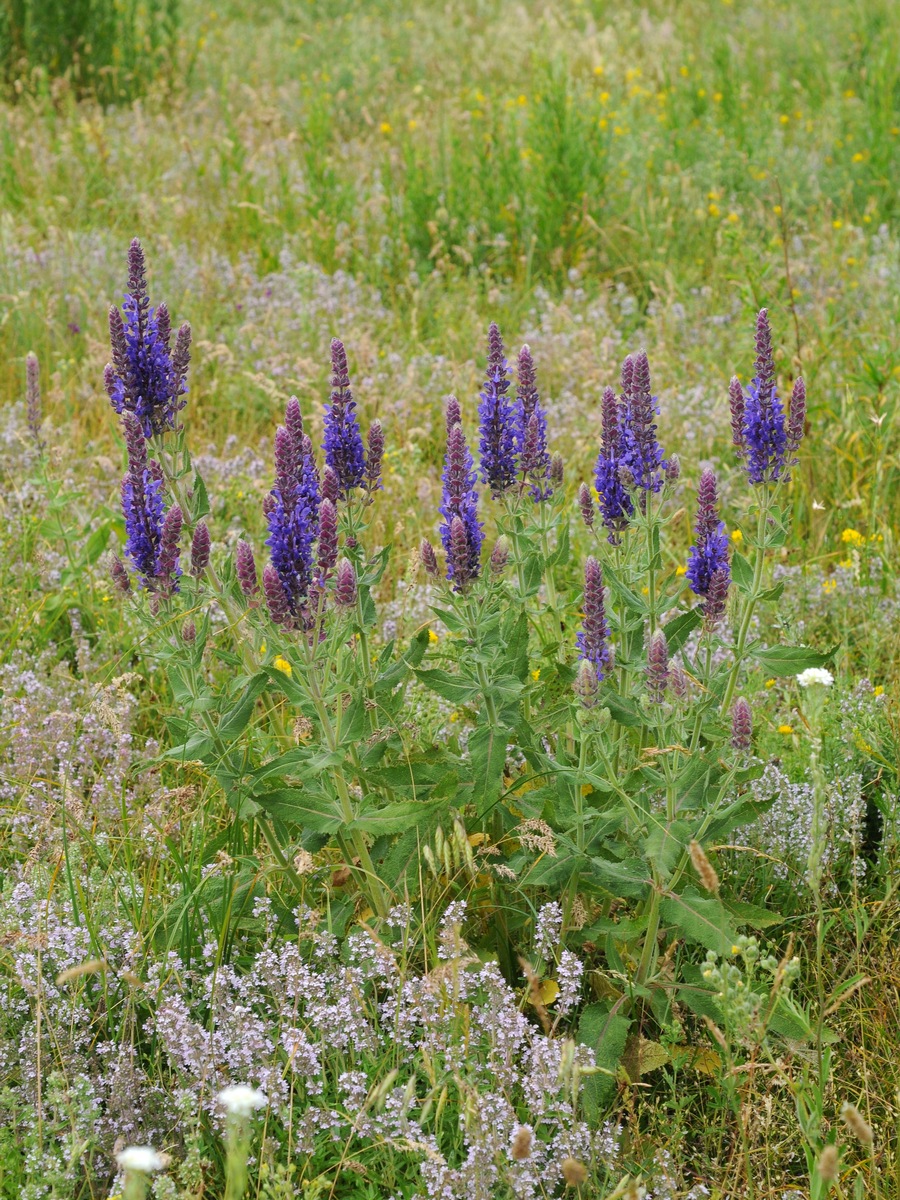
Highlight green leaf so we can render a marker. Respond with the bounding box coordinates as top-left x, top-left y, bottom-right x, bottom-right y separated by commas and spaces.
468, 721, 508, 818
602, 563, 648, 615
730, 550, 753, 594
428, 605, 469, 635
190, 472, 211, 521
484, 675, 524, 705
164, 732, 216, 763
217, 673, 268, 743
578, 1003, 631, 1115
589, 856, 650, 899
254, 788, 346, 833
601, 691, 643, 728
753, 644, 838, 676
339, 695, 367, 745
660, 888, 738, 953
549, 520, 571, 568
354, 798, 449, 836
723, 899, 784, 929
82, 521, 114, 565
415, 668, 481, 706
375, 629, 428, 693
644, 819, 693, 880
662, 607, 702, 654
